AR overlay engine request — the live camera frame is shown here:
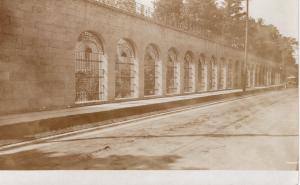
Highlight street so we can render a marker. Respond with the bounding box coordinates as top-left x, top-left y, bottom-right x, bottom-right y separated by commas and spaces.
0, 89, 298, 170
